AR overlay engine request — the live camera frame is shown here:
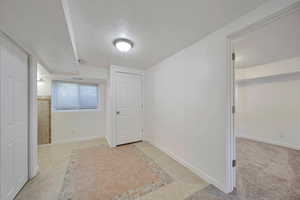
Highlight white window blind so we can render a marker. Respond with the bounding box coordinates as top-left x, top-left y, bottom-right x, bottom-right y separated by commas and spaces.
52, 81, 99, 110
